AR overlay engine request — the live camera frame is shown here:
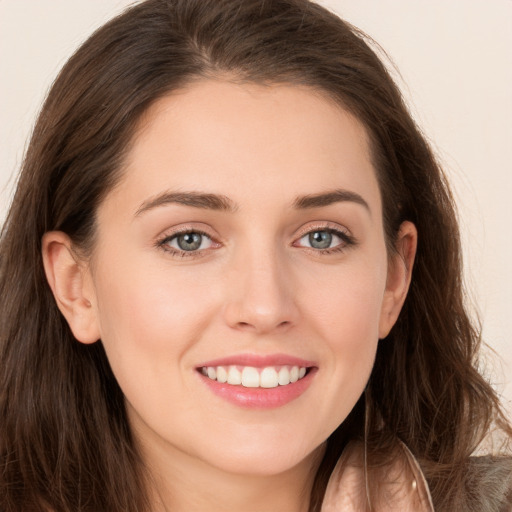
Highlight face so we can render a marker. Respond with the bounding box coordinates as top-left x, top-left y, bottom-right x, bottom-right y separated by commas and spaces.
47, 80, 415, 479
